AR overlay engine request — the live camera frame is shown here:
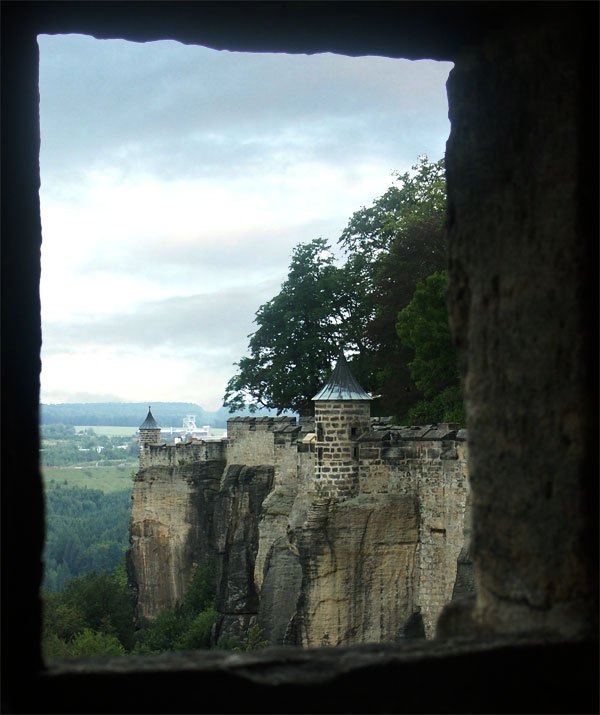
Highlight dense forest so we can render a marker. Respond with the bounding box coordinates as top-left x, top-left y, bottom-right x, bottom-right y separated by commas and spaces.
42, 560, 265, 658
43, 485, 132, 591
